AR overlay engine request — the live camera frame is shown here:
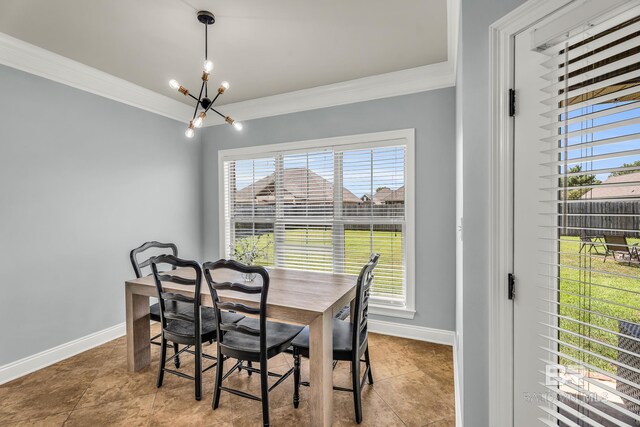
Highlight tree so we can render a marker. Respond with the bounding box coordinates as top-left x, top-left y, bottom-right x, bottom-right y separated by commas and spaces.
609, 160, 640, 177
375, 186, 390, 193
562, 165, 601, 200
